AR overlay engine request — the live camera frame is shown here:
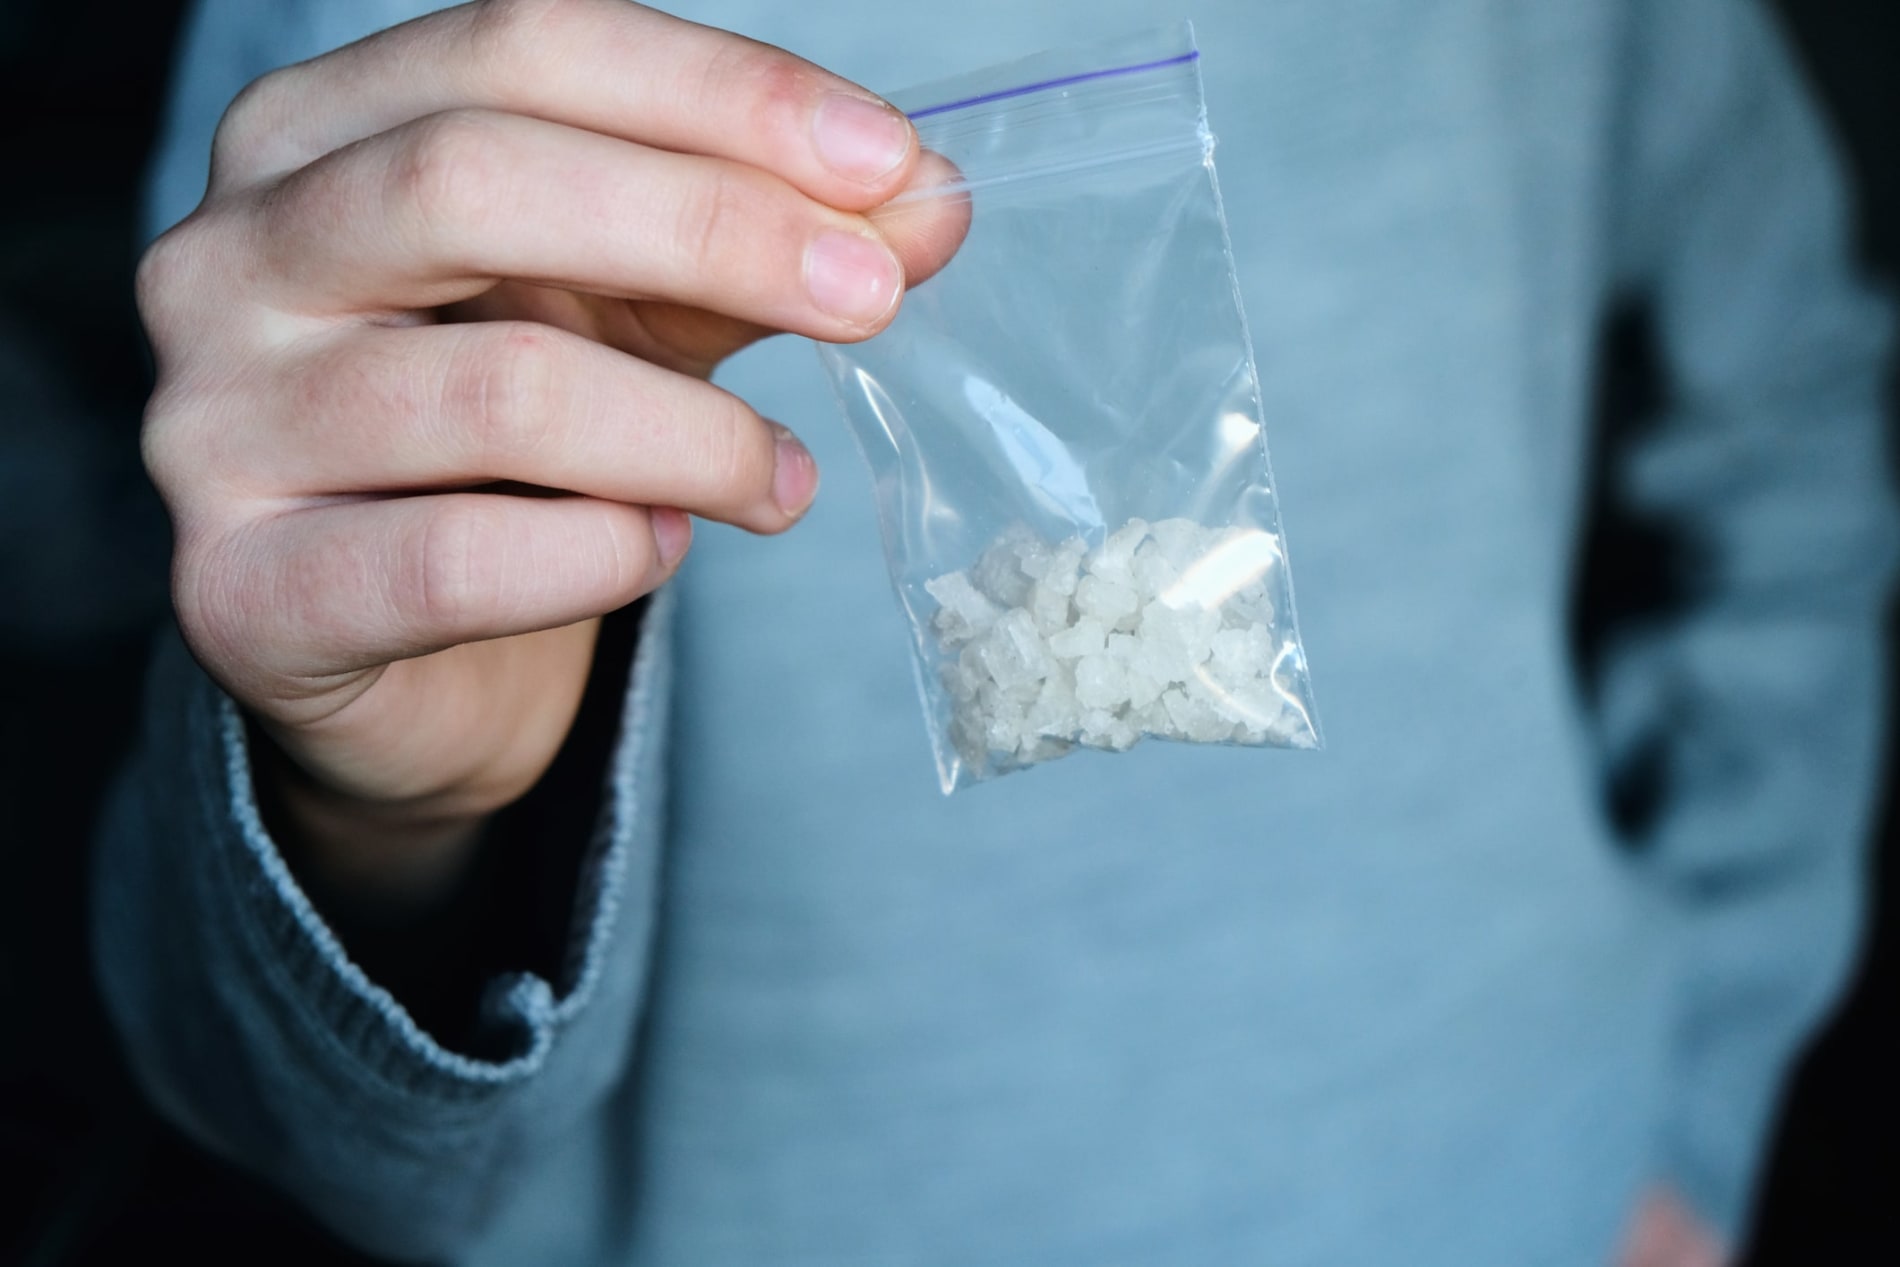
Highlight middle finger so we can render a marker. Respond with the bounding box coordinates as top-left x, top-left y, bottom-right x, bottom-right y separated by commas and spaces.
243, 108, 906, 338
